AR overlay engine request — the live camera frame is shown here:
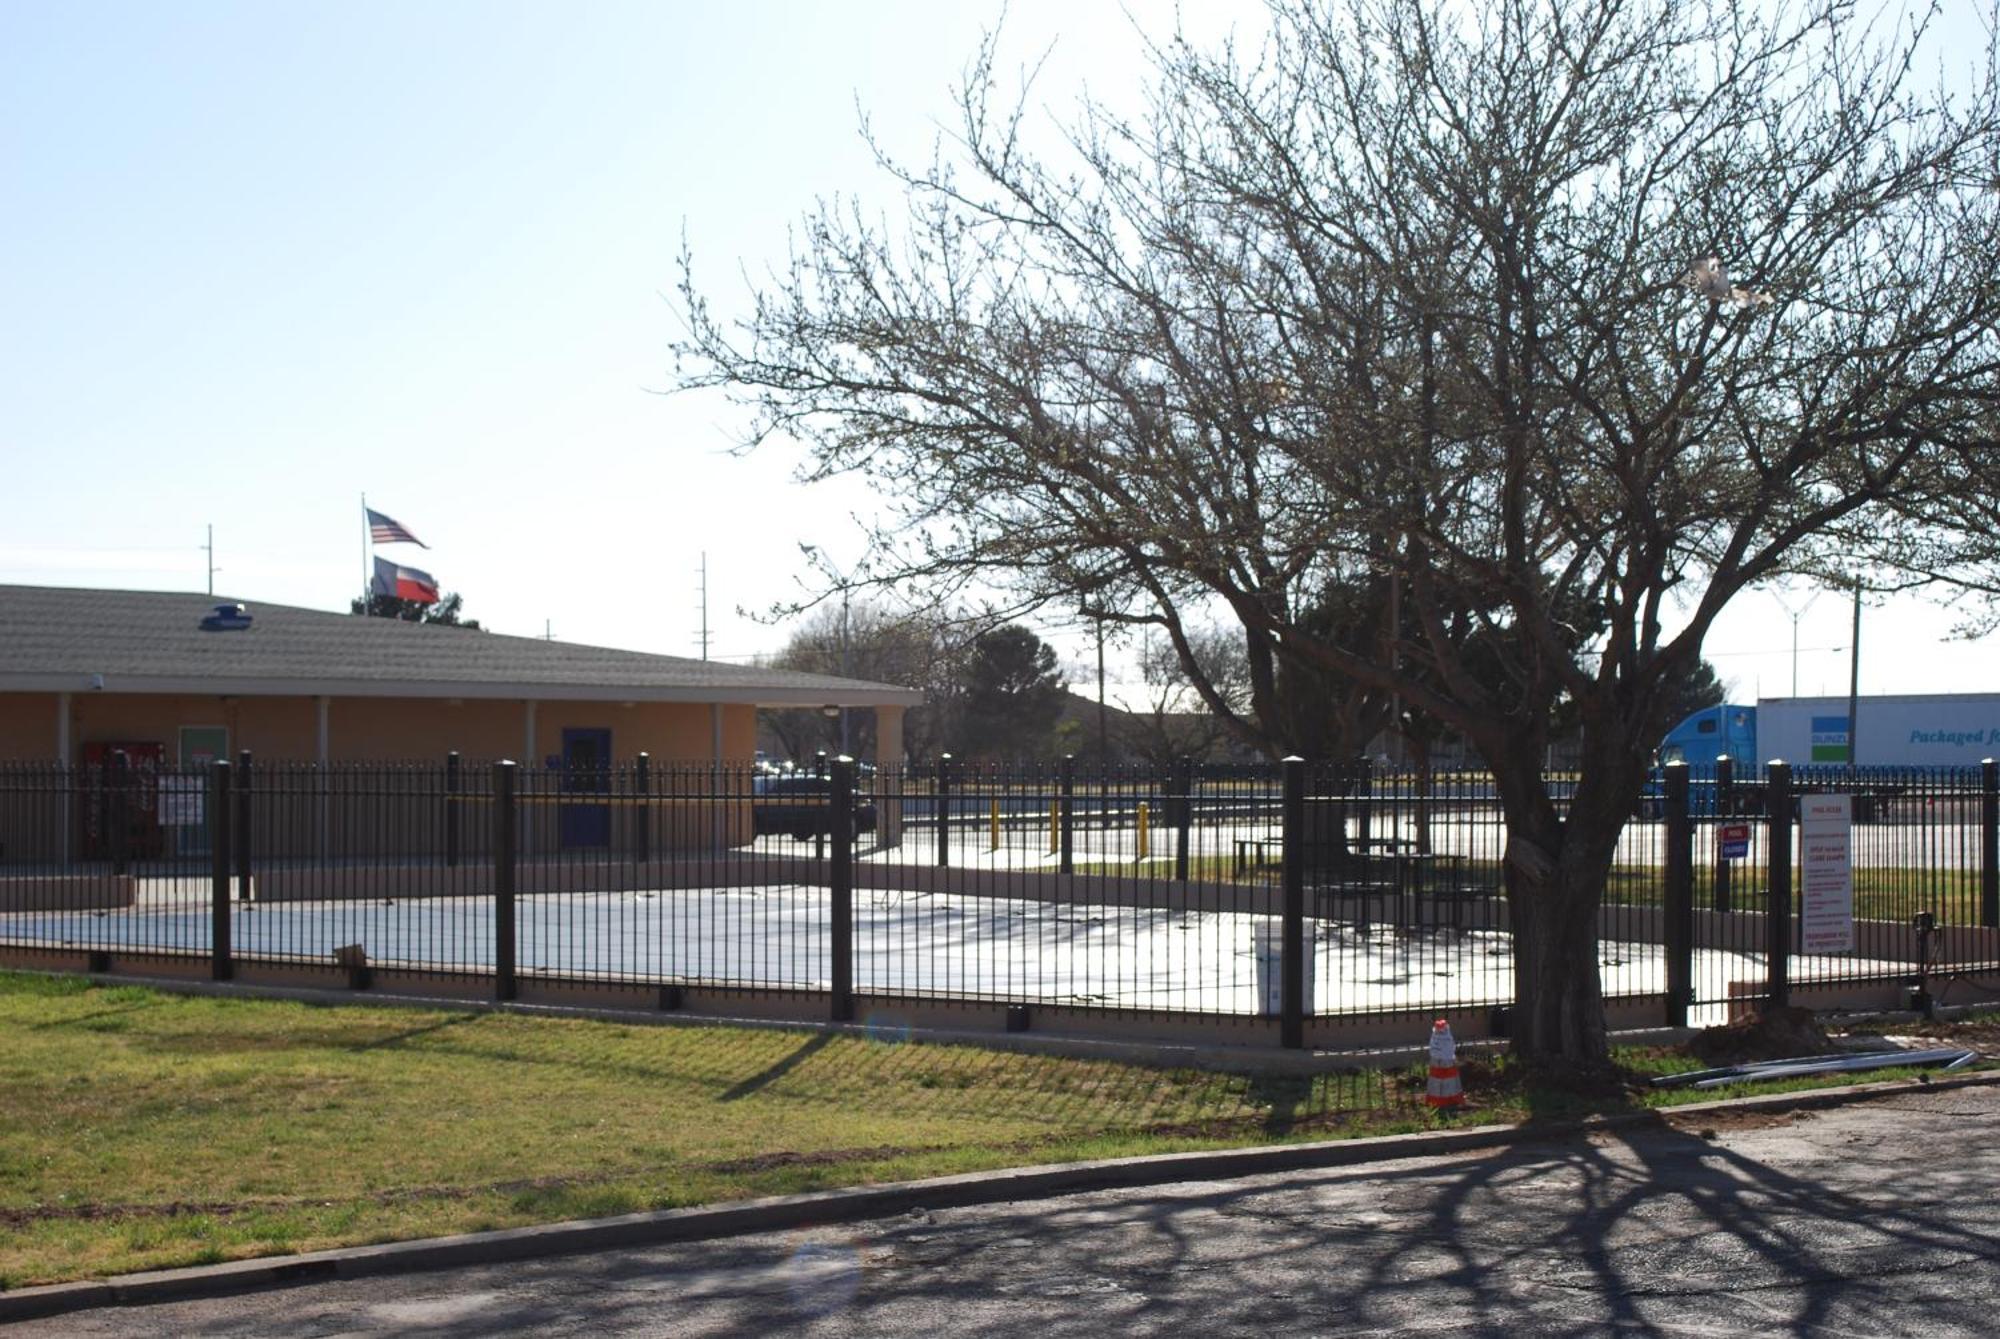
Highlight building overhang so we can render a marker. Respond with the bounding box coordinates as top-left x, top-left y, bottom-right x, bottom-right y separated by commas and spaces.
0, 675, 925, 710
